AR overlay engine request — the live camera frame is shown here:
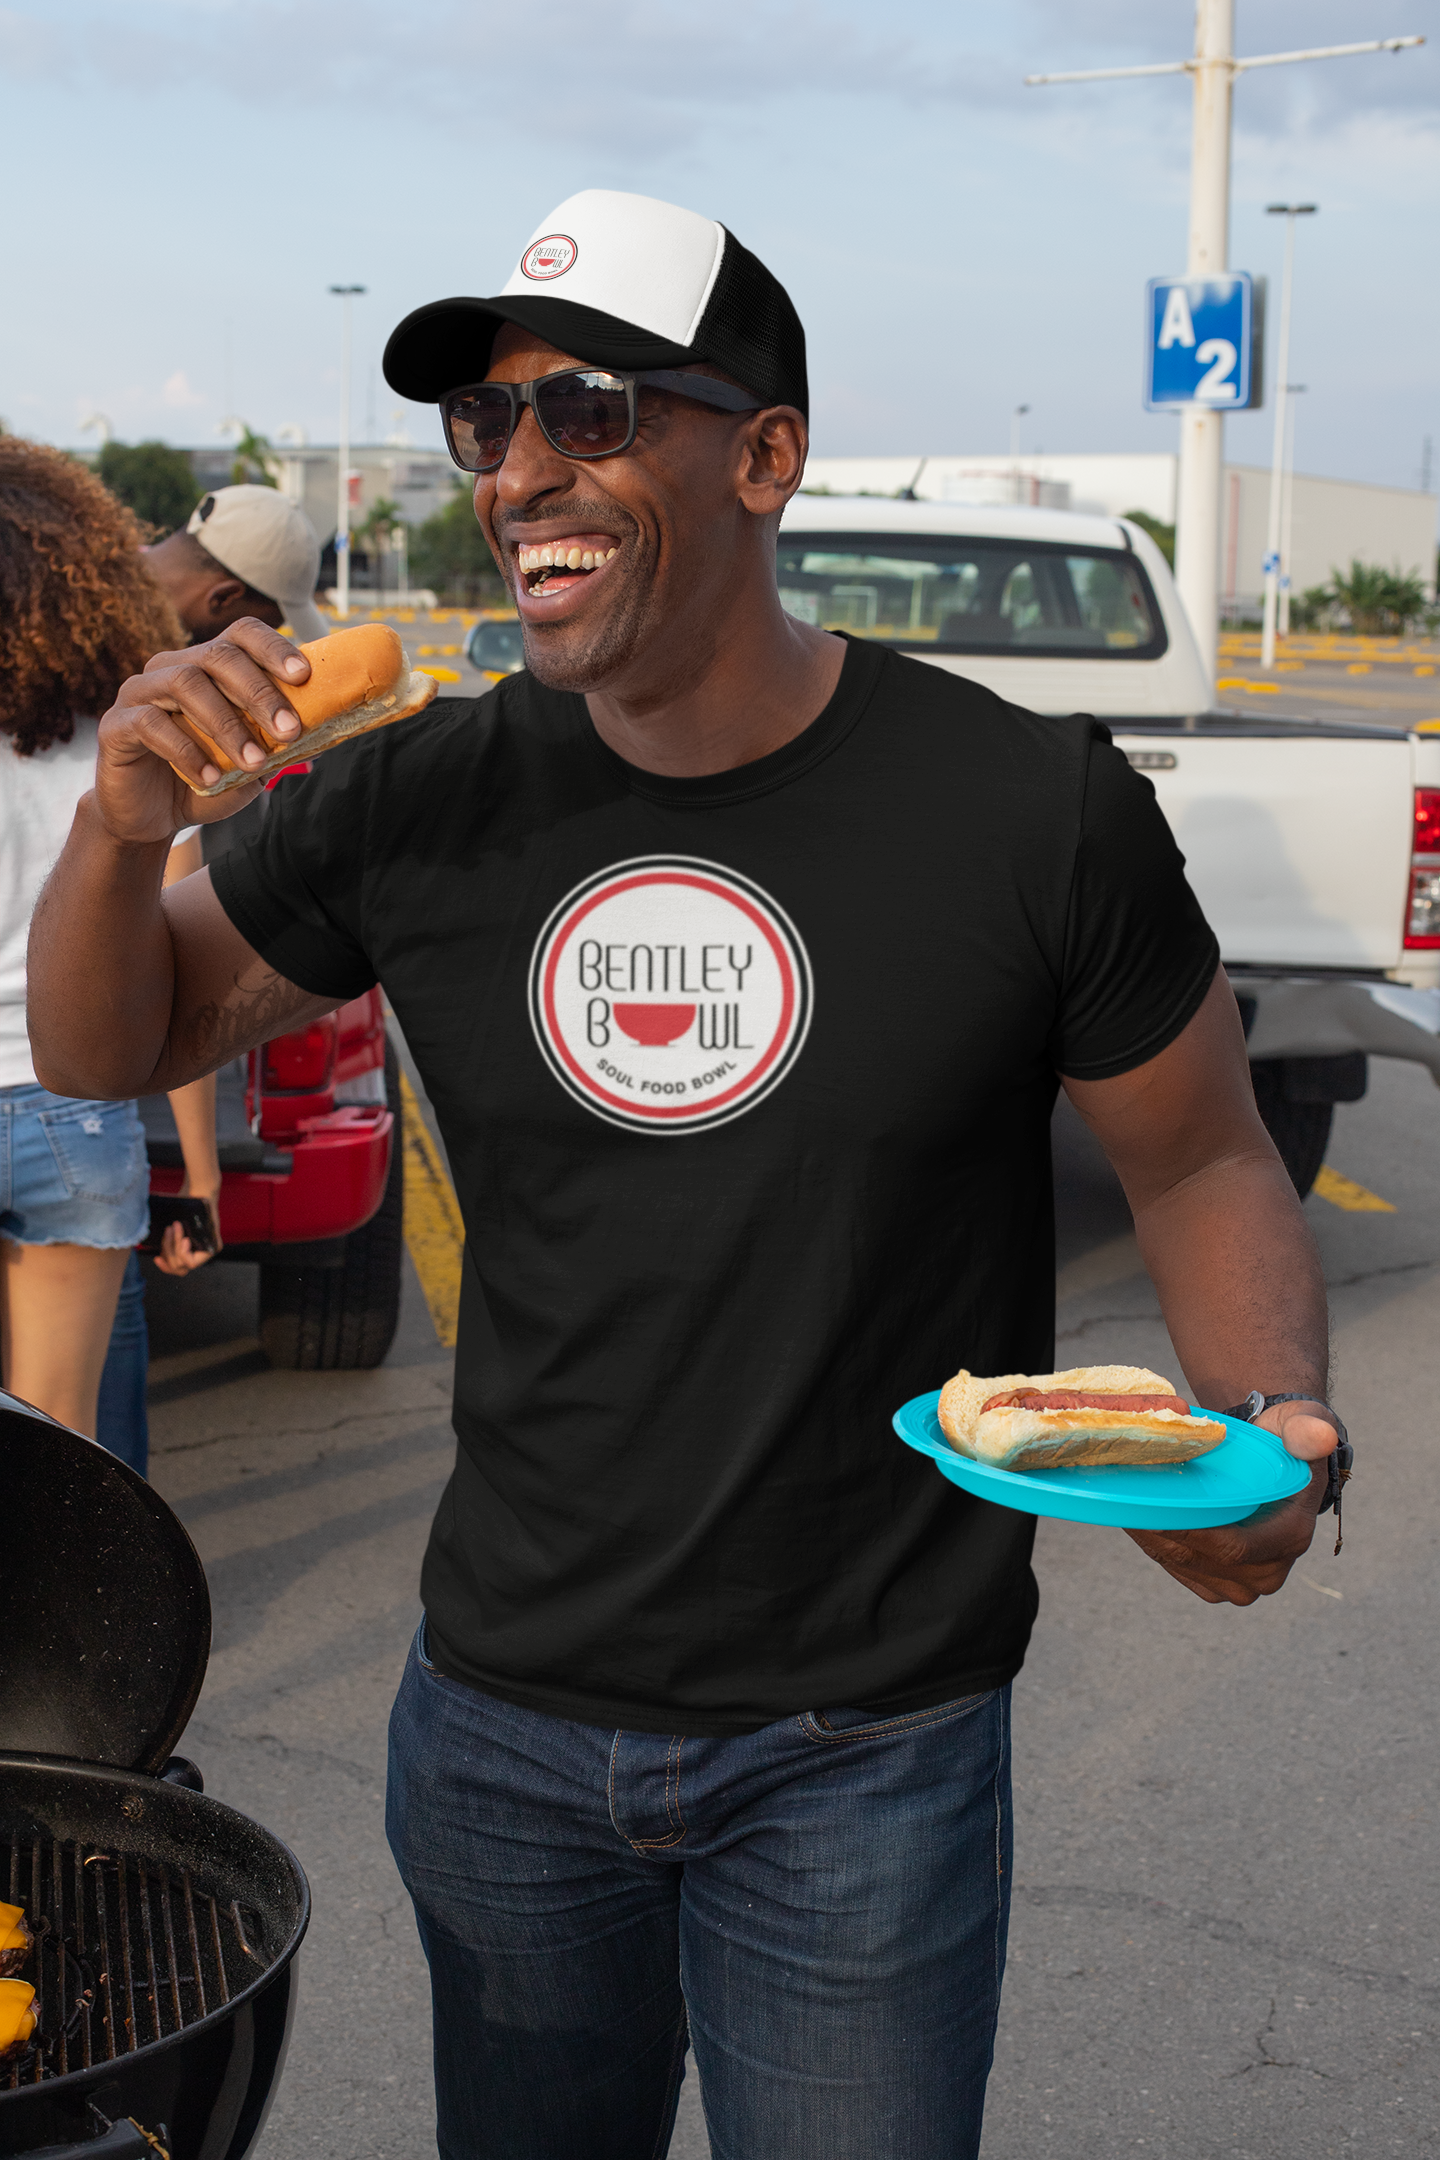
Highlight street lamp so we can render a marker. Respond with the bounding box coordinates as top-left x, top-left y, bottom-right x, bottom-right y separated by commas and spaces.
1260, 207, 1317, 666
328, 284, 366, 620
